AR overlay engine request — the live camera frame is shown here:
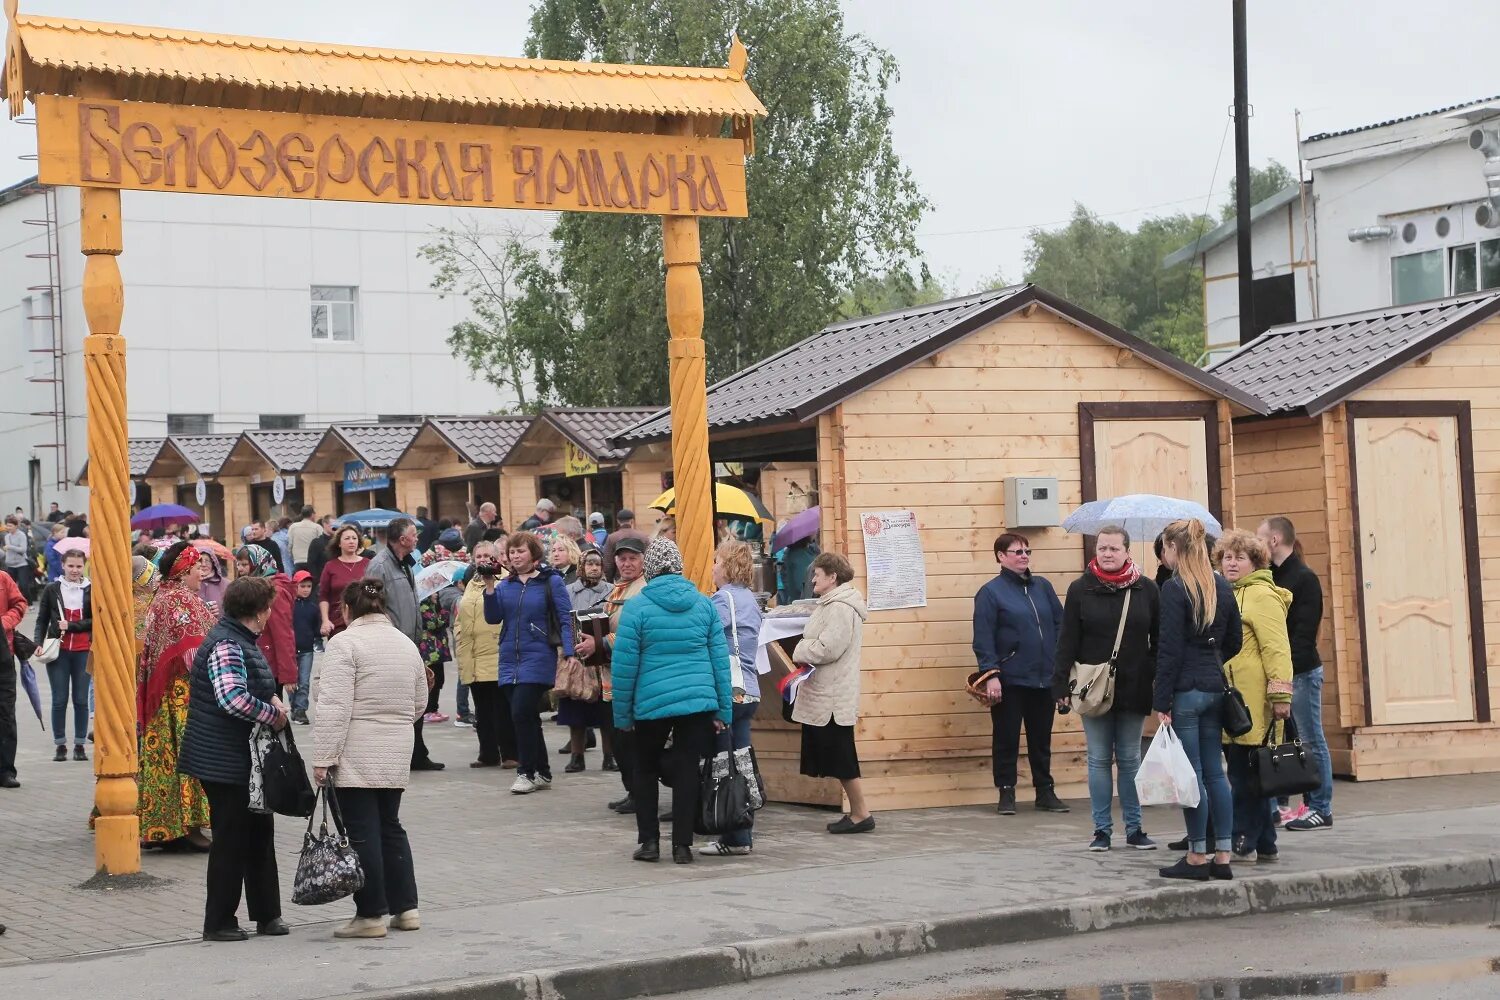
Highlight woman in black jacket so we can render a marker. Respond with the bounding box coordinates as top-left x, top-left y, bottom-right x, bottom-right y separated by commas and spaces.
1052, 525, 1159, 852
33, 547, 93, 760
1152, 518, 1242, 881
